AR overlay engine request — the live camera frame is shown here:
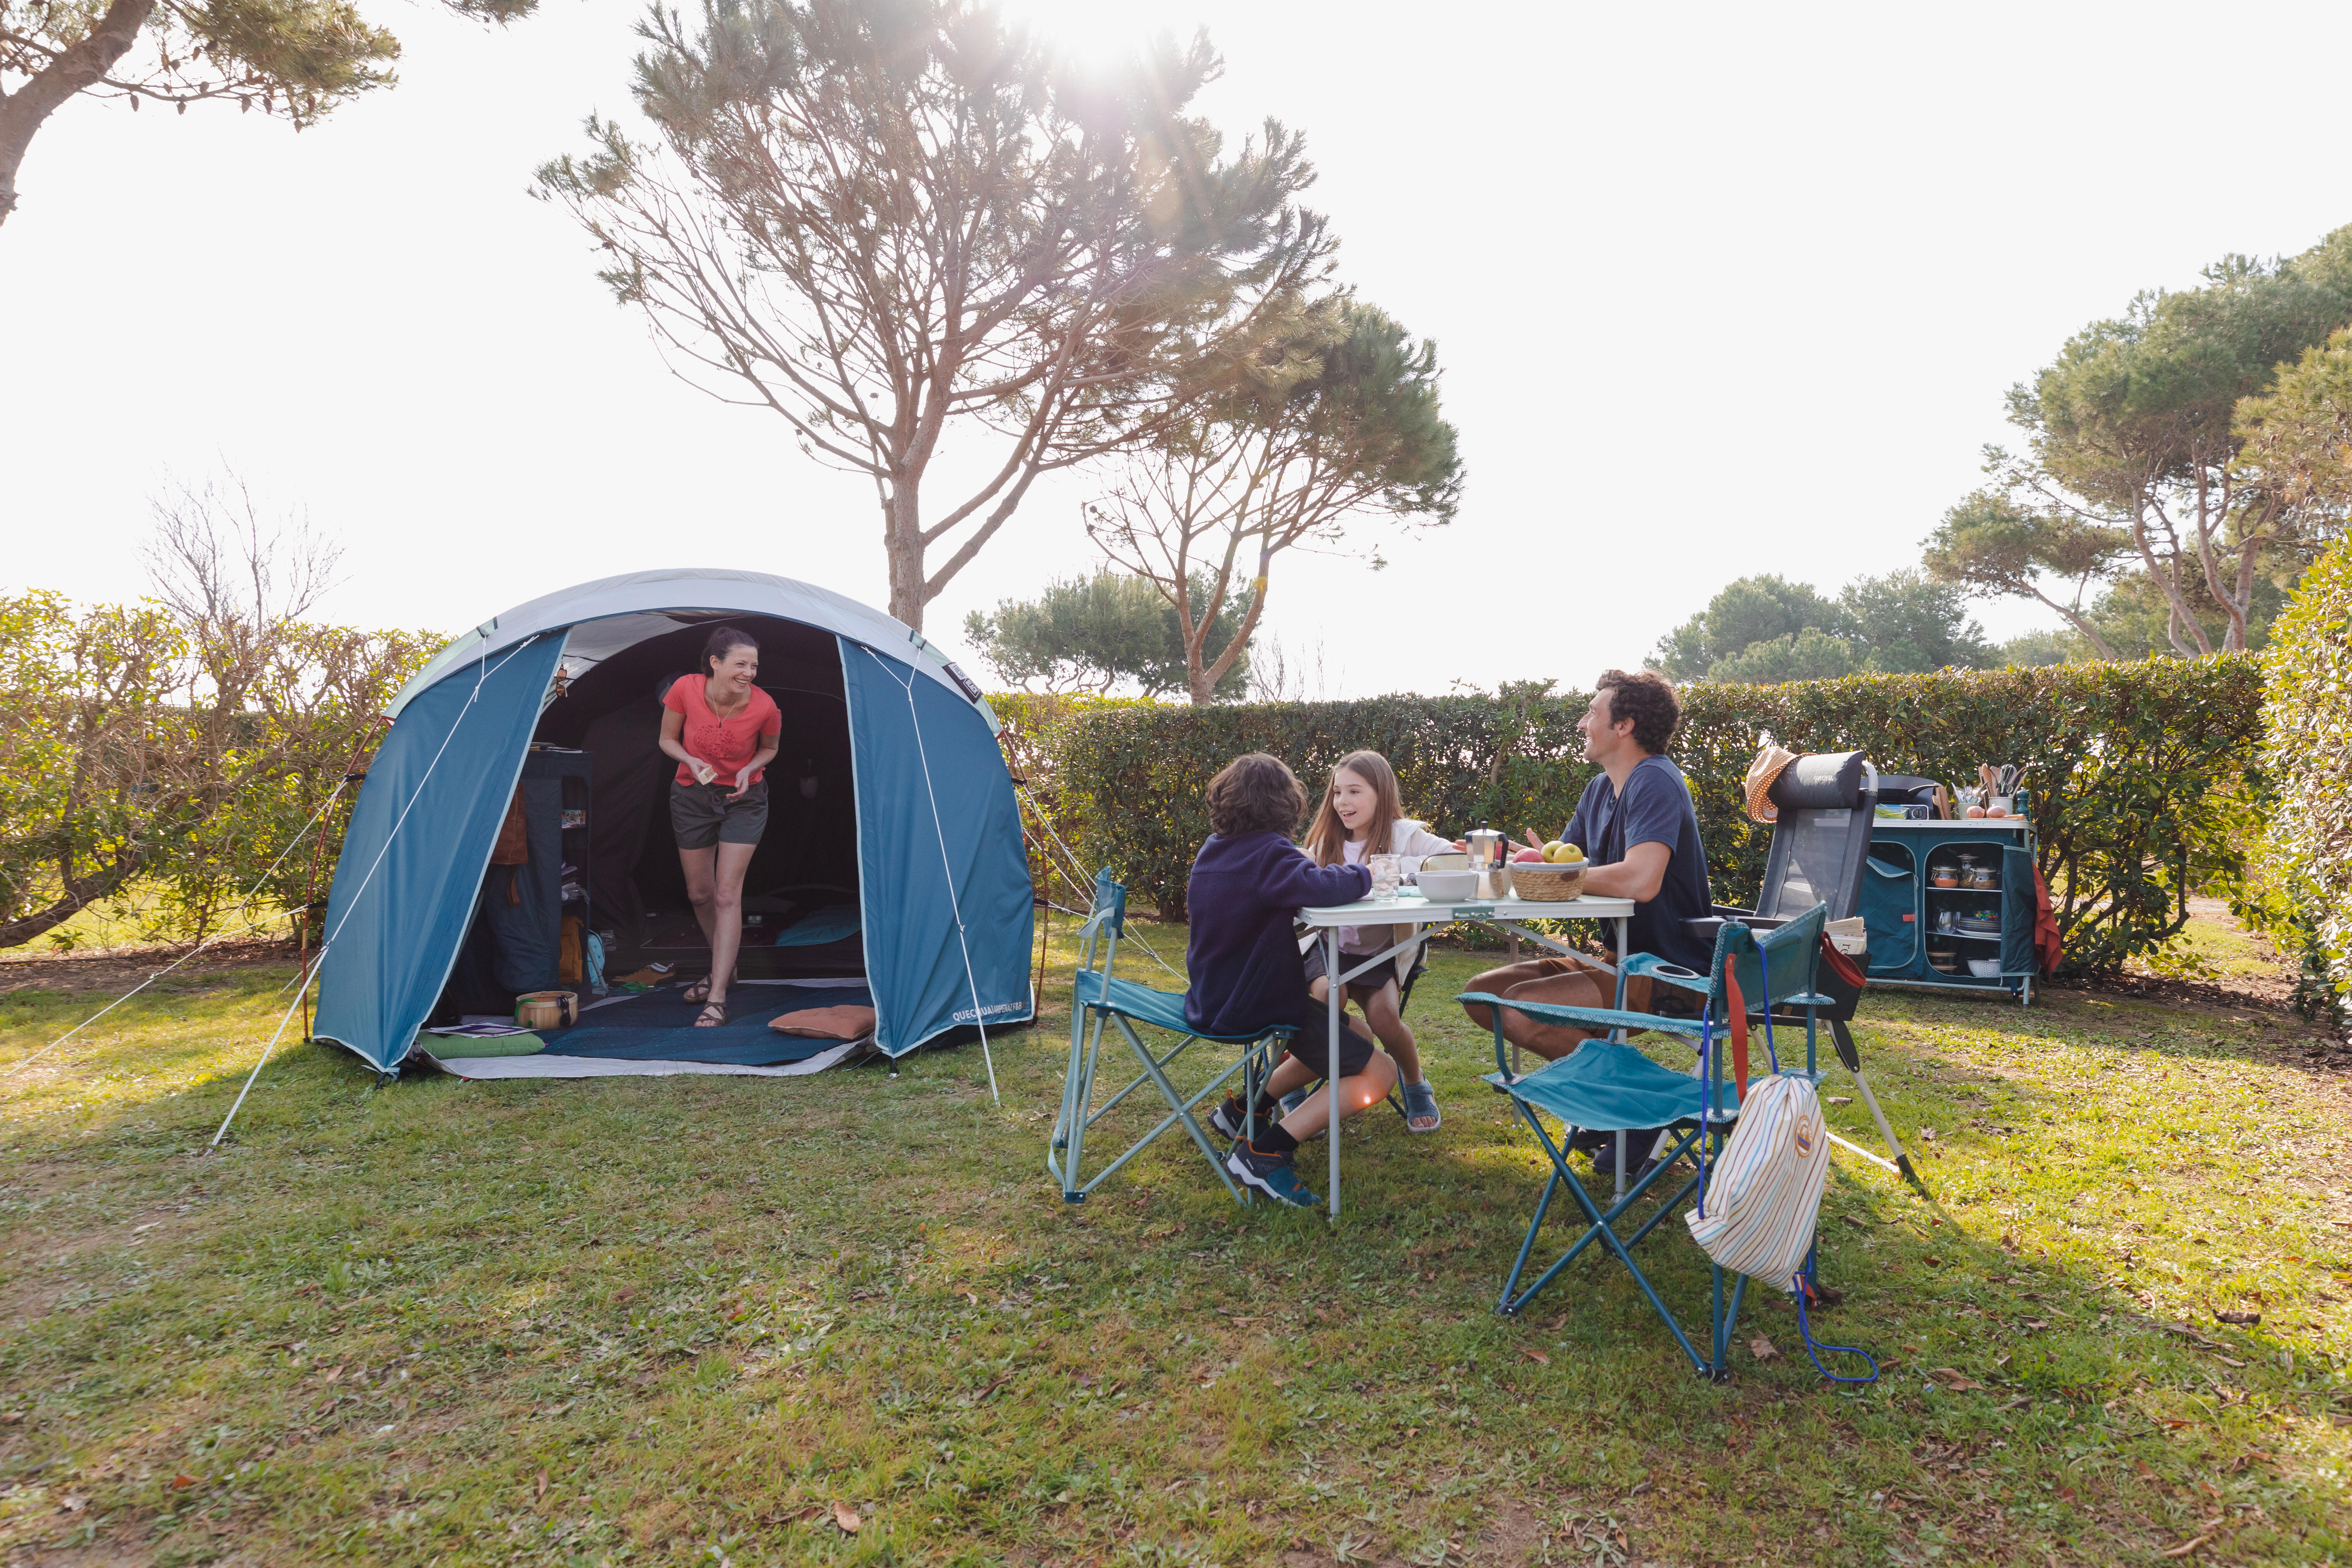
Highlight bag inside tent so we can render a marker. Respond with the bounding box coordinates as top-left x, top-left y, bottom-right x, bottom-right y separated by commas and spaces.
430, 612, 869, 1028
